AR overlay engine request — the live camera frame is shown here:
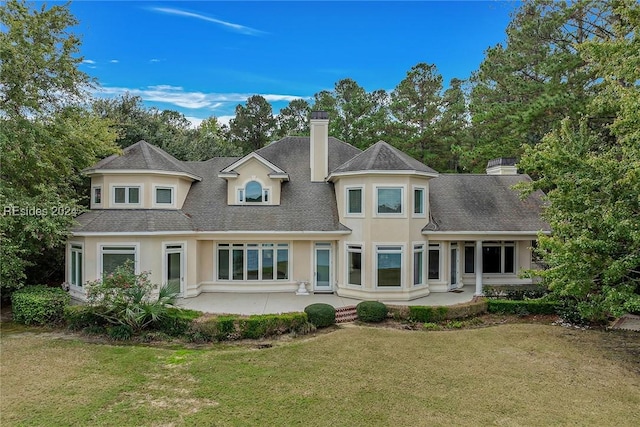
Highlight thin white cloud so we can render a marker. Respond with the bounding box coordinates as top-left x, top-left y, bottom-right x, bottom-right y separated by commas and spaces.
82, 59, 96, 64
150, 7, 264, 36
109, 59, 119, 63
150, 58, 161, 63
94, 85, 307, 110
